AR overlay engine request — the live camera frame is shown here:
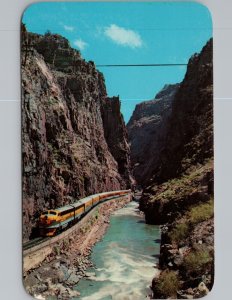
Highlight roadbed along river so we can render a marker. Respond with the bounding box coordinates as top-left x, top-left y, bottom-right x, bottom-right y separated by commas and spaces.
24, 197, 131, 299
